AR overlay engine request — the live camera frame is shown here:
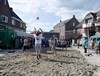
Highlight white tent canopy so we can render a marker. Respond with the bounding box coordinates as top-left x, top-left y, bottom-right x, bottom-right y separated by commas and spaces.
15, 30, 34, 37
